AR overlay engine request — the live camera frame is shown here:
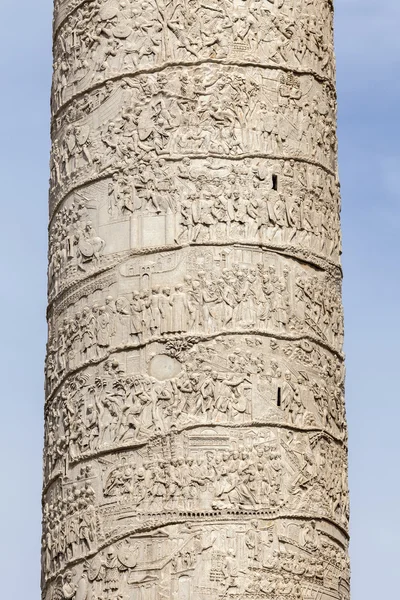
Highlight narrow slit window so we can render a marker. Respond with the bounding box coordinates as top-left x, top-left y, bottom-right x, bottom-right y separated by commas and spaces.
272, 174, 278, 191
277, 387, 282, 407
